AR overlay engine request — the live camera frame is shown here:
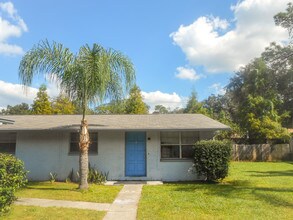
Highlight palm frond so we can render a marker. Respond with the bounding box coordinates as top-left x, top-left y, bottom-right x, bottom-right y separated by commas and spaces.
19, 39, 74, 87
19, 40, 135, 112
